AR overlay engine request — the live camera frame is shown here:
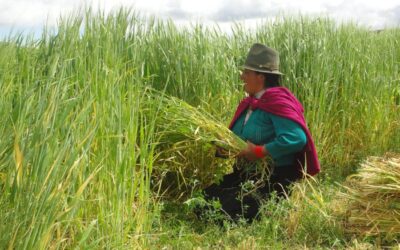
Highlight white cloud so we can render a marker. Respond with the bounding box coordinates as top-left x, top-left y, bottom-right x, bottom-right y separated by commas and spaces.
0, 0, 70, 26
0, 0, 399, 36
